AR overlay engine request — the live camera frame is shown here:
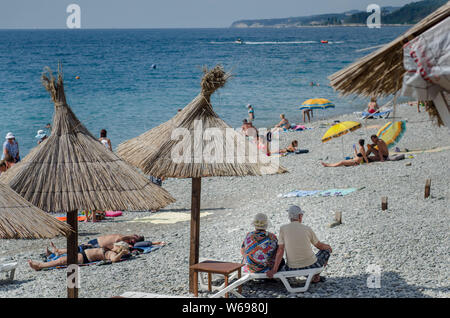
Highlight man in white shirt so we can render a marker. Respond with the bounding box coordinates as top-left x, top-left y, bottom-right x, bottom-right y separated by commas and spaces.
266, 205, 332, 283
